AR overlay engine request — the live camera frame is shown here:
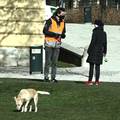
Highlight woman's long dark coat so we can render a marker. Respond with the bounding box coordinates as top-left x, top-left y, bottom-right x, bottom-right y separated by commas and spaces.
86, 26, 107, 65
